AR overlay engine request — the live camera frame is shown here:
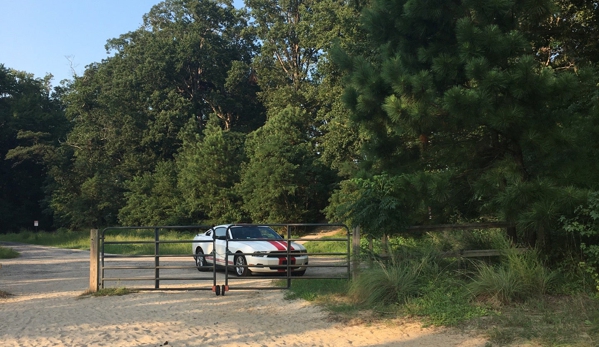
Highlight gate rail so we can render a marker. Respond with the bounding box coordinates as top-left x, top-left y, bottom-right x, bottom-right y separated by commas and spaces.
97, 225, 214, 291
